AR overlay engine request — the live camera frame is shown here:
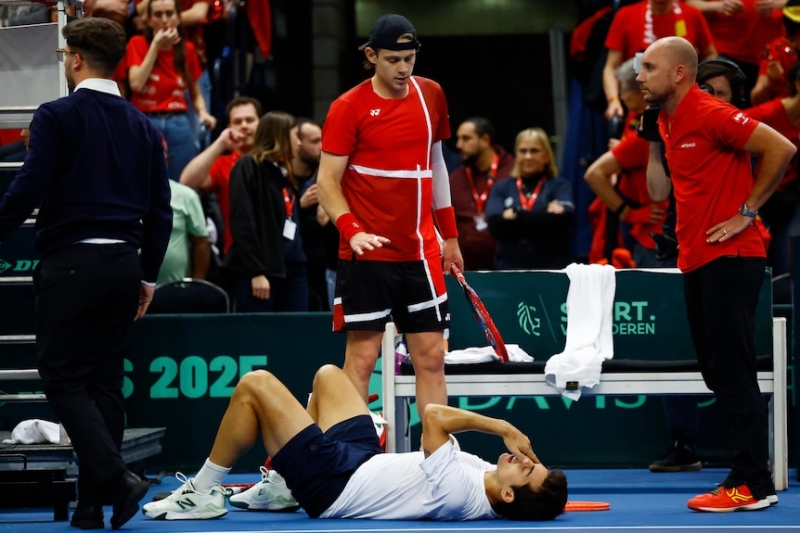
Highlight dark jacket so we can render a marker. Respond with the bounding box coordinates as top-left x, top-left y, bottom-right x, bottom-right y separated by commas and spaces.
0, 88, 172, 282
225, 155, 304, 279
486, 175, 575, 270
449, 145, 516, 270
